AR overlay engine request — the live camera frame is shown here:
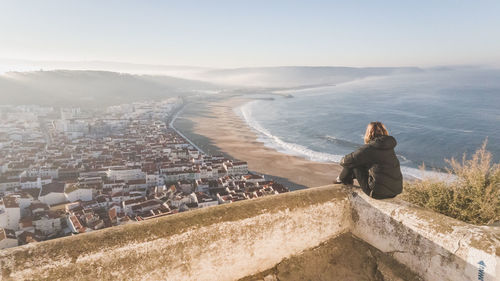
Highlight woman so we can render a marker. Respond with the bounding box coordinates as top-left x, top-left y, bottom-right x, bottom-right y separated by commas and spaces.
336, 121, 403, 199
